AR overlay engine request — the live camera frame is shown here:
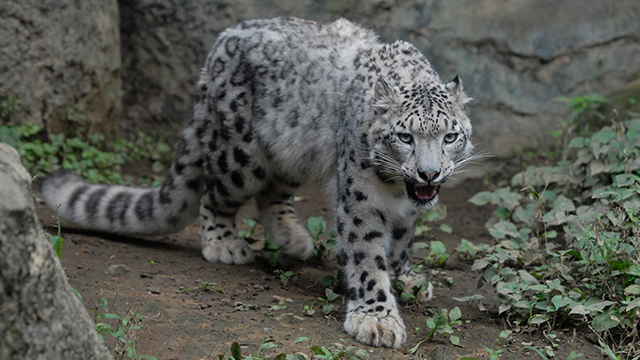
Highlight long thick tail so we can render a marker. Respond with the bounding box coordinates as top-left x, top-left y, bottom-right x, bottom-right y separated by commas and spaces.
41, 126, 205, 235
